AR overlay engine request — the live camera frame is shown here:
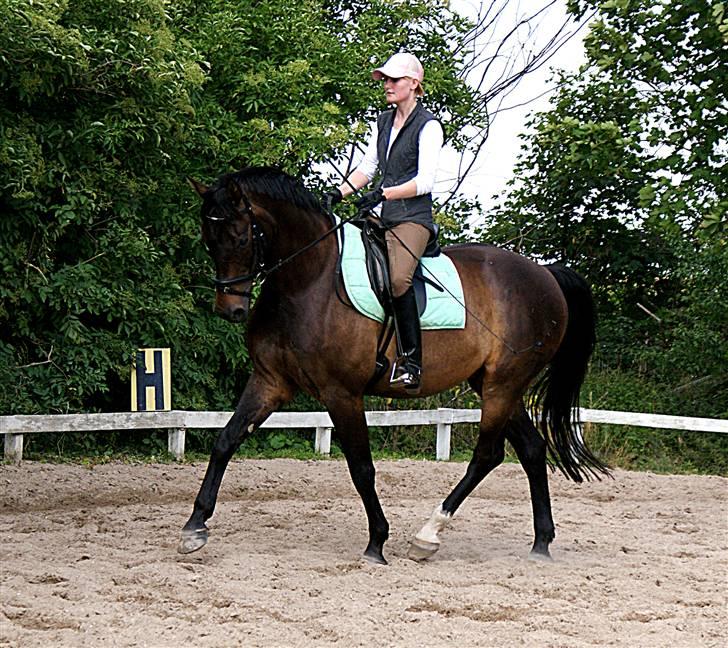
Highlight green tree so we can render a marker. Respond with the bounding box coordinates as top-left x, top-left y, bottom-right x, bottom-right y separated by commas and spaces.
0, 0, 232, 416
0, 0, 485, 417
482, 0, 727, 298
480, 0, 727, 419
575, 0, 728, 237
